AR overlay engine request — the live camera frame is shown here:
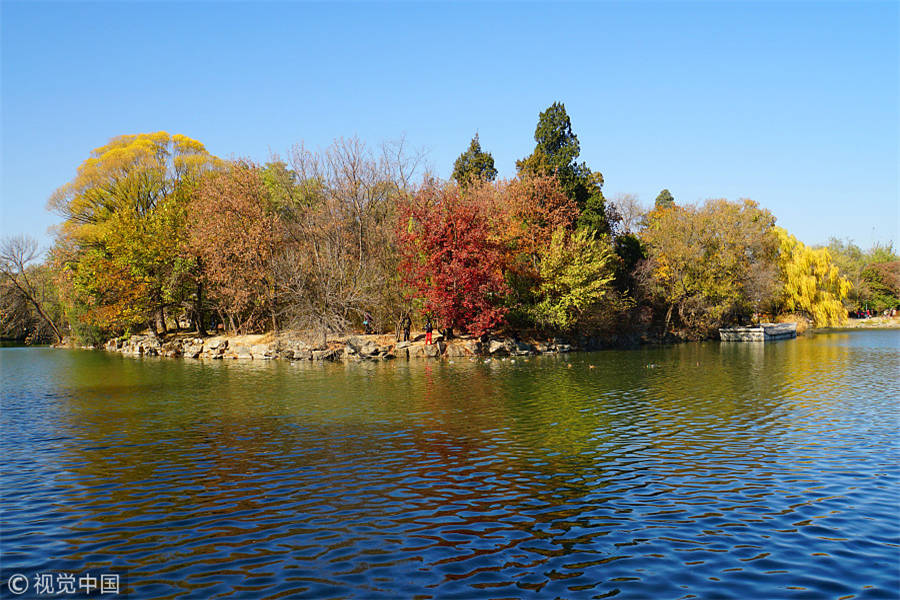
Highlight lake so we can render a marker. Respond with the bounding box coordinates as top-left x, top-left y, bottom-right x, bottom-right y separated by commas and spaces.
1, 330, 898, 599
